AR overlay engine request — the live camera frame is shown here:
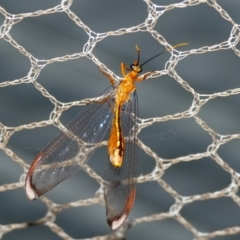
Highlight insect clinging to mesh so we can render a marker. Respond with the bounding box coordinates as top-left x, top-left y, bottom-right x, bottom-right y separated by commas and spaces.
25, 42, 188, 230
